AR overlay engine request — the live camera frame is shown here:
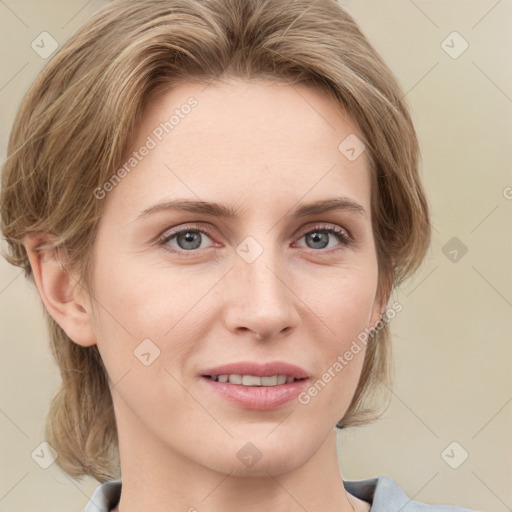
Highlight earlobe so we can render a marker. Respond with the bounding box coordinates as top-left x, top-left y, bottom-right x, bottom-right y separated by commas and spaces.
24, 234, 96, 347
